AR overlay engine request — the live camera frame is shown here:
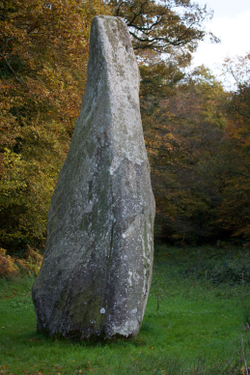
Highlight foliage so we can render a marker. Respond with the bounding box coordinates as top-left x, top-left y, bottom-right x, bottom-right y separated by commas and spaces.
139, 54, 250, 244
0, 245, 43, 277
144, 66, 228, 242
224, 52, 250, 88
0, 0, 222, 252
0, 0, 110, 253
107, 0, 218, 65
0, 247, 18, 276
1, 0, 249, 250
16, 245, 43, 276
218, 52, 250, 240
